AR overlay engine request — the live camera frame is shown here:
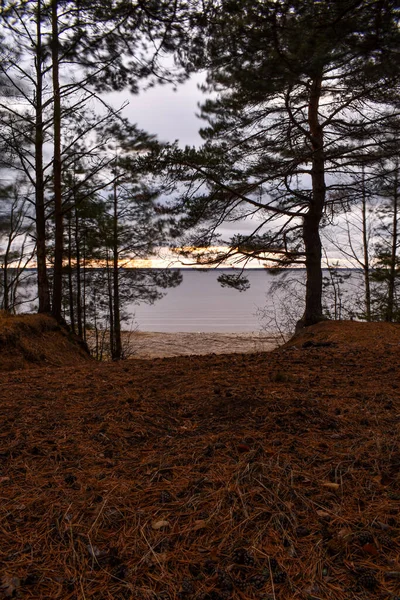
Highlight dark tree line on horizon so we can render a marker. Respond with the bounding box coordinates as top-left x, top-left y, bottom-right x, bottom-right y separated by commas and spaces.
0, 0, 400, 357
